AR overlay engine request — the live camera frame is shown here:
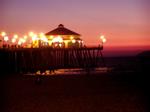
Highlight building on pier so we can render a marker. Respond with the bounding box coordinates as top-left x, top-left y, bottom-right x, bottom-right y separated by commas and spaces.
40, 24, 83, 48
